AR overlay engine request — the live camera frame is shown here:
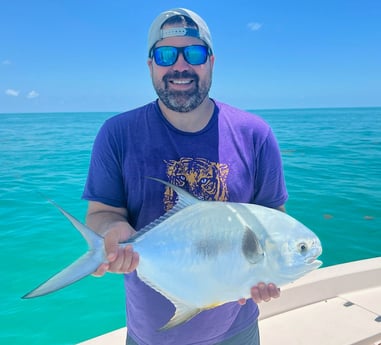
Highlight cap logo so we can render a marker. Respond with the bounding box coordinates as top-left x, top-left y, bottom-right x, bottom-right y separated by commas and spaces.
161, 27, 200, 39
